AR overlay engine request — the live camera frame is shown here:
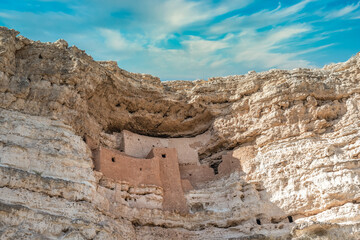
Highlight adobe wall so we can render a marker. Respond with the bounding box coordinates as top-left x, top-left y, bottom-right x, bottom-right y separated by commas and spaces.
122, 130, 210, 164
92, 136, 246, 212
179, 164, 215, 189
94, 146, 188, 213
218, 151, 242, 176
152, 148, 188, 213
179, 151, 243, 189
94, 147, 162, 187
